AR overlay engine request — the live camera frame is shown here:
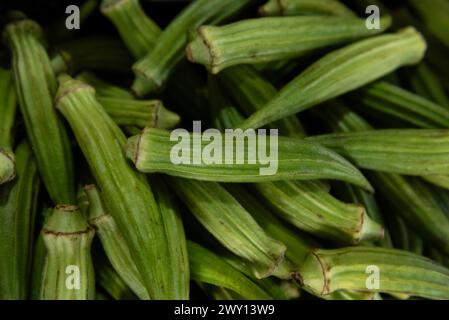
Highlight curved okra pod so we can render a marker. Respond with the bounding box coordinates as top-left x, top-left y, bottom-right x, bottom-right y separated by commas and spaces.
349, 81, 449, 128
307, 129, 449, 176
132, 0, 256, 96
298, 247, 449, 299
239, 27, 426, 130
52, 36, 133, 74
259, 0, 355, 17
187, 241, 273, 300
84, 185, 150, 300
167, 177, 288, 279
187, 16, 391, 74
55, 75, 173, 299
218, 66, 305, 137
97, 97, 180, 129
0, 68, 17, 184
126, 127, 373, 190
4, 17, 75, 204
0, 142, 40, 299
40, 205, 95, 300
149, 176, 189, 299
101, 0, 160, 58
